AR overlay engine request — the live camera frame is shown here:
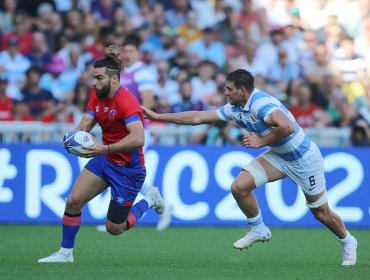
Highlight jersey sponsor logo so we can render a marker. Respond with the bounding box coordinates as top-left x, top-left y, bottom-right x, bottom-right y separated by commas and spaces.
109, 110, 116, 119
104, 107, 109, 112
